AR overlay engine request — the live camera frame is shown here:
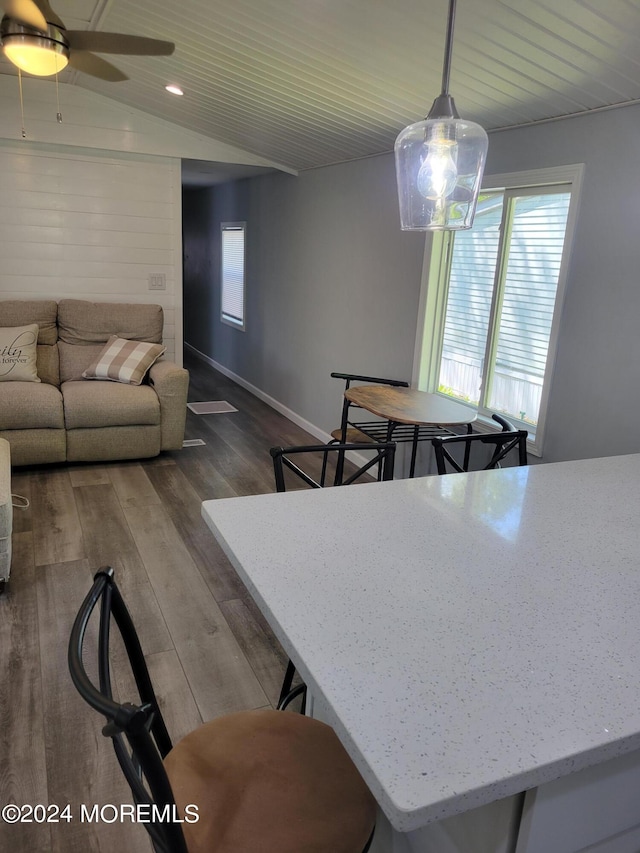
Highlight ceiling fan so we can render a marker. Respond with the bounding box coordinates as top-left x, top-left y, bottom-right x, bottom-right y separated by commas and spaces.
0, 0, 175, 81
